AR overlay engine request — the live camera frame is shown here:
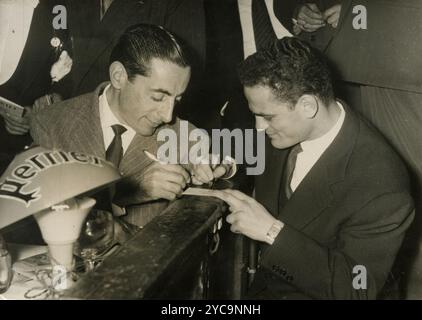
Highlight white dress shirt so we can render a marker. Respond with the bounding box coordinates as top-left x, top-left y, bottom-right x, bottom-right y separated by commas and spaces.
0, 0, 39, 85
290, 102, 346, 192
99, 84, 135, 216
237, 0, 292, 58
99, 85, 136, 155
